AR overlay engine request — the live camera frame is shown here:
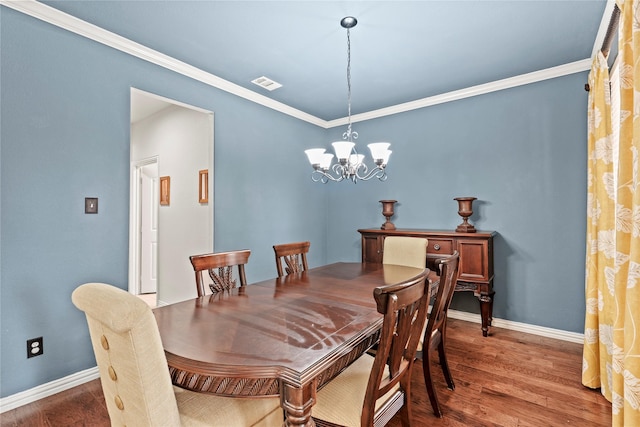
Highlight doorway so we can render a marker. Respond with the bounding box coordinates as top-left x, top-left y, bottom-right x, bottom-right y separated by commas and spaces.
128, 88, 214, 305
